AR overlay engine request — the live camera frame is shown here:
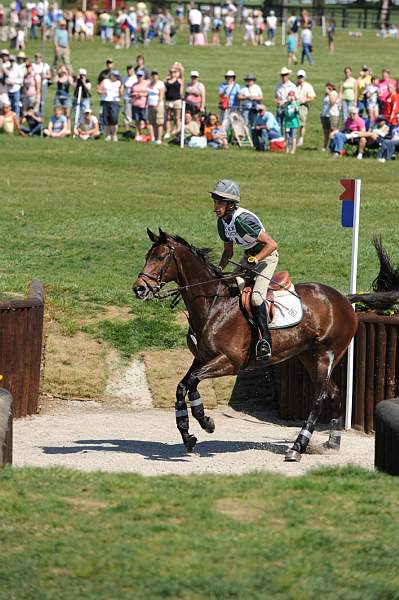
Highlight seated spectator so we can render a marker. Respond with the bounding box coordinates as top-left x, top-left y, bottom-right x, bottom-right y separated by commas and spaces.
284, 90, 300, 153
362, 115, 389, 151
377, 120, 399, 162
20, 104, 43, 136
74, 107, 100, 140
43, 106, 70, 138
252, 104, 281, 151
204, 113, 228, 148
0, 100, 21, 134
329, 106, 366, 159
171, 111, 200, 144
